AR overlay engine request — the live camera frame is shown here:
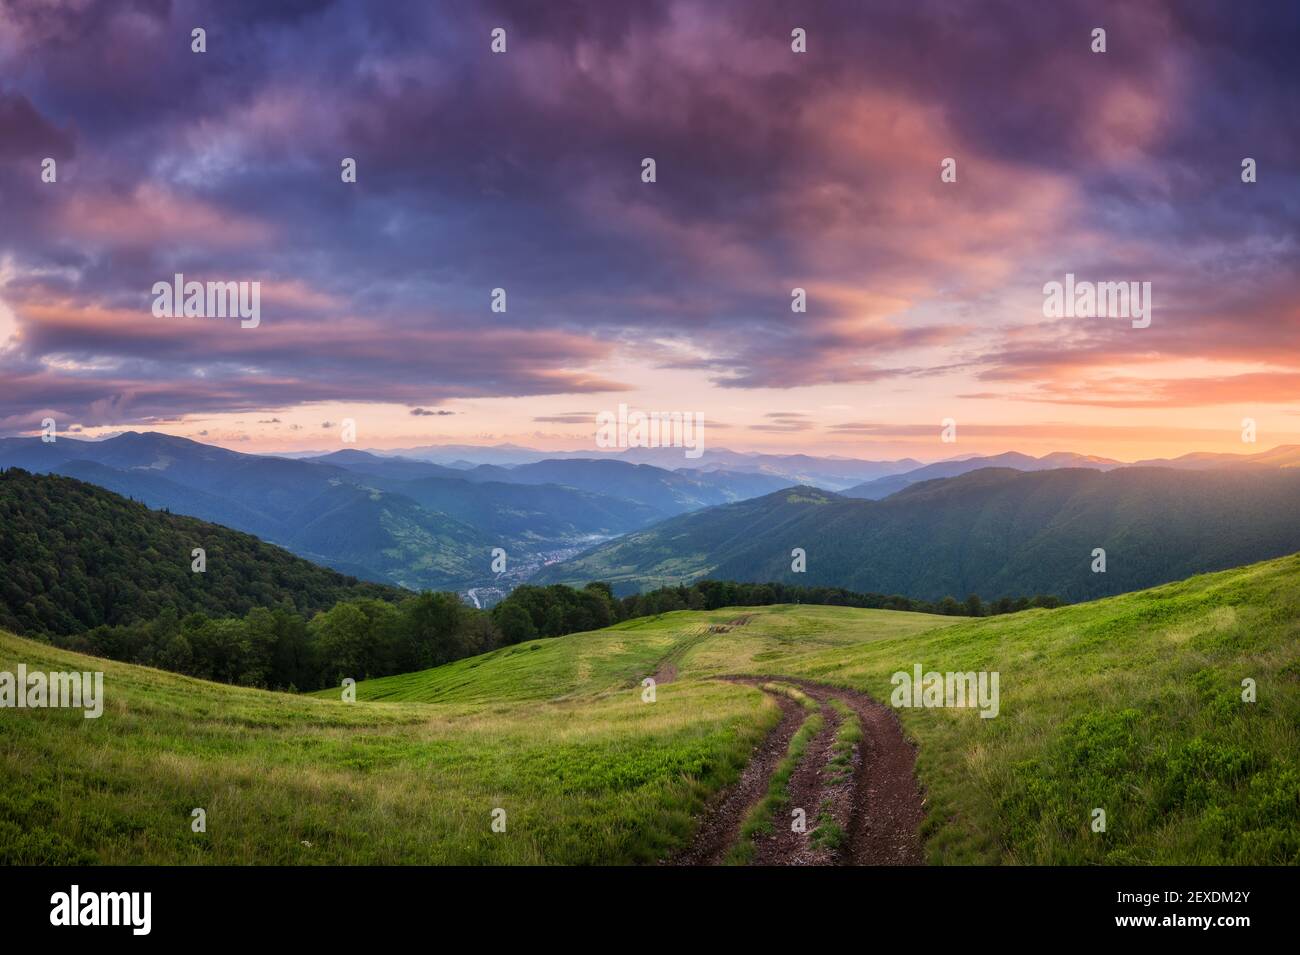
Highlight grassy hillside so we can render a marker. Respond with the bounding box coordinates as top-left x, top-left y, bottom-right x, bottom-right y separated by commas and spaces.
333, 604, 948, 706
538, 470, 1300, 602
777, 554, 1300, 863
0, 625, 781, 864
3, 554, 1297, 864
